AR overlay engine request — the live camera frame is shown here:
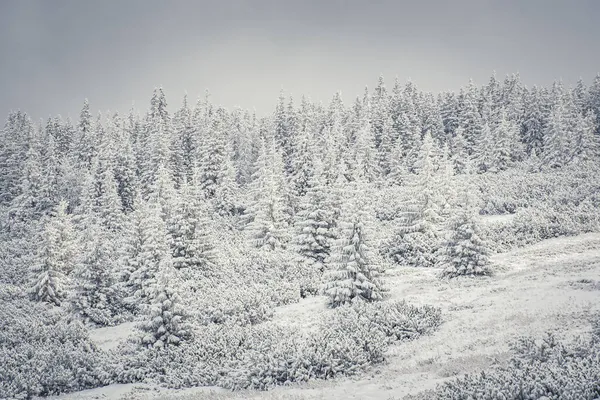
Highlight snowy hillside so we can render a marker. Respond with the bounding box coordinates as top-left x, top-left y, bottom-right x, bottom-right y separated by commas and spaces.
2, 73, 600, 400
